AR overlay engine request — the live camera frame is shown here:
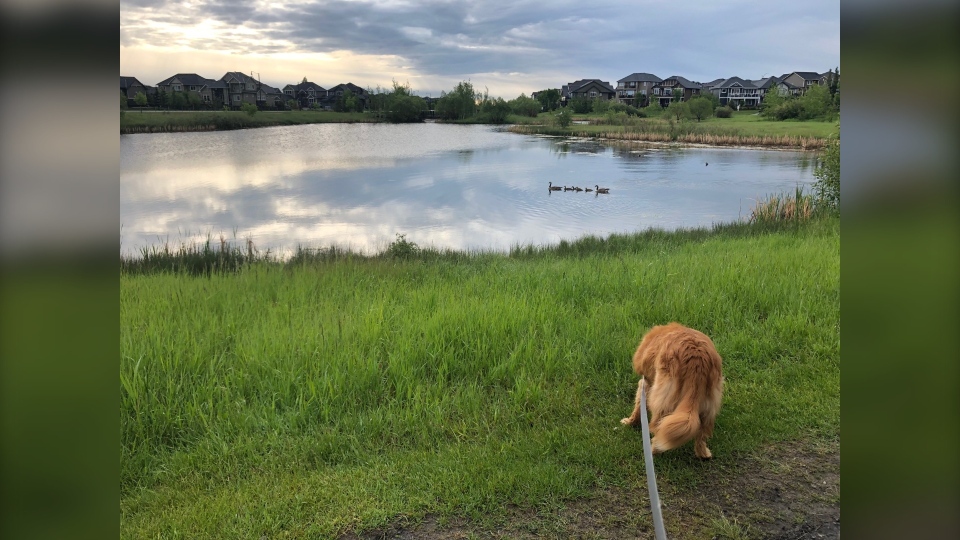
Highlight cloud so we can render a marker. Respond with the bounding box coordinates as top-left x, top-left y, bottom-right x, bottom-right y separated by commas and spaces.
120, 0, 840, 97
